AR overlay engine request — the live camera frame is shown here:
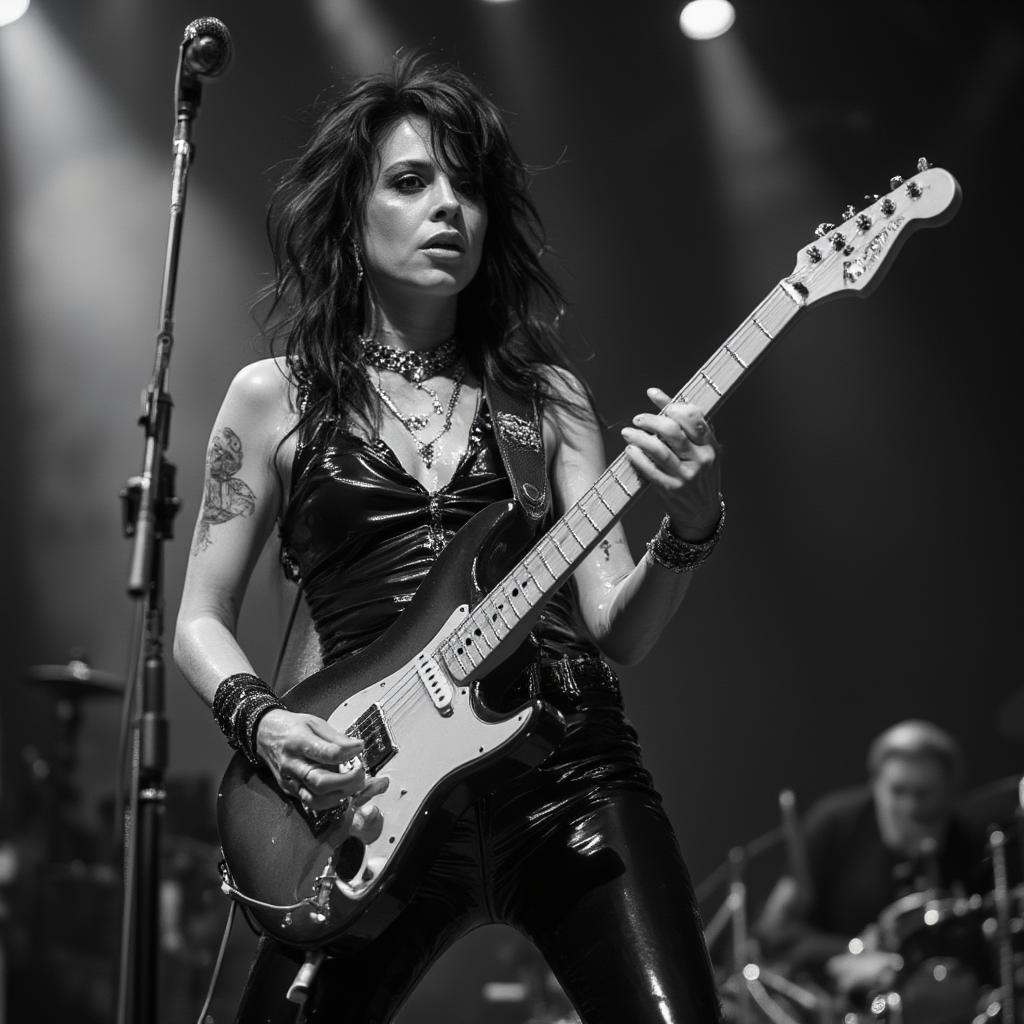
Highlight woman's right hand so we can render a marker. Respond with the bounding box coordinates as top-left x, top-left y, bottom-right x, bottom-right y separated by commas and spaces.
254, 708, 390, 826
